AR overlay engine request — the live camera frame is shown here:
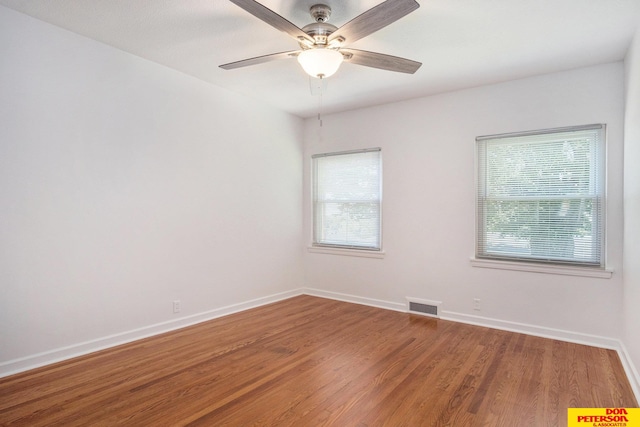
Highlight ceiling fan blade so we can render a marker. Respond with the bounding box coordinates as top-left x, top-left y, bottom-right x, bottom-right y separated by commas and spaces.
328, 0, 419, 45
228, 0, 314, 43
341, 49, 422, 74
220, 50, 300, 70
